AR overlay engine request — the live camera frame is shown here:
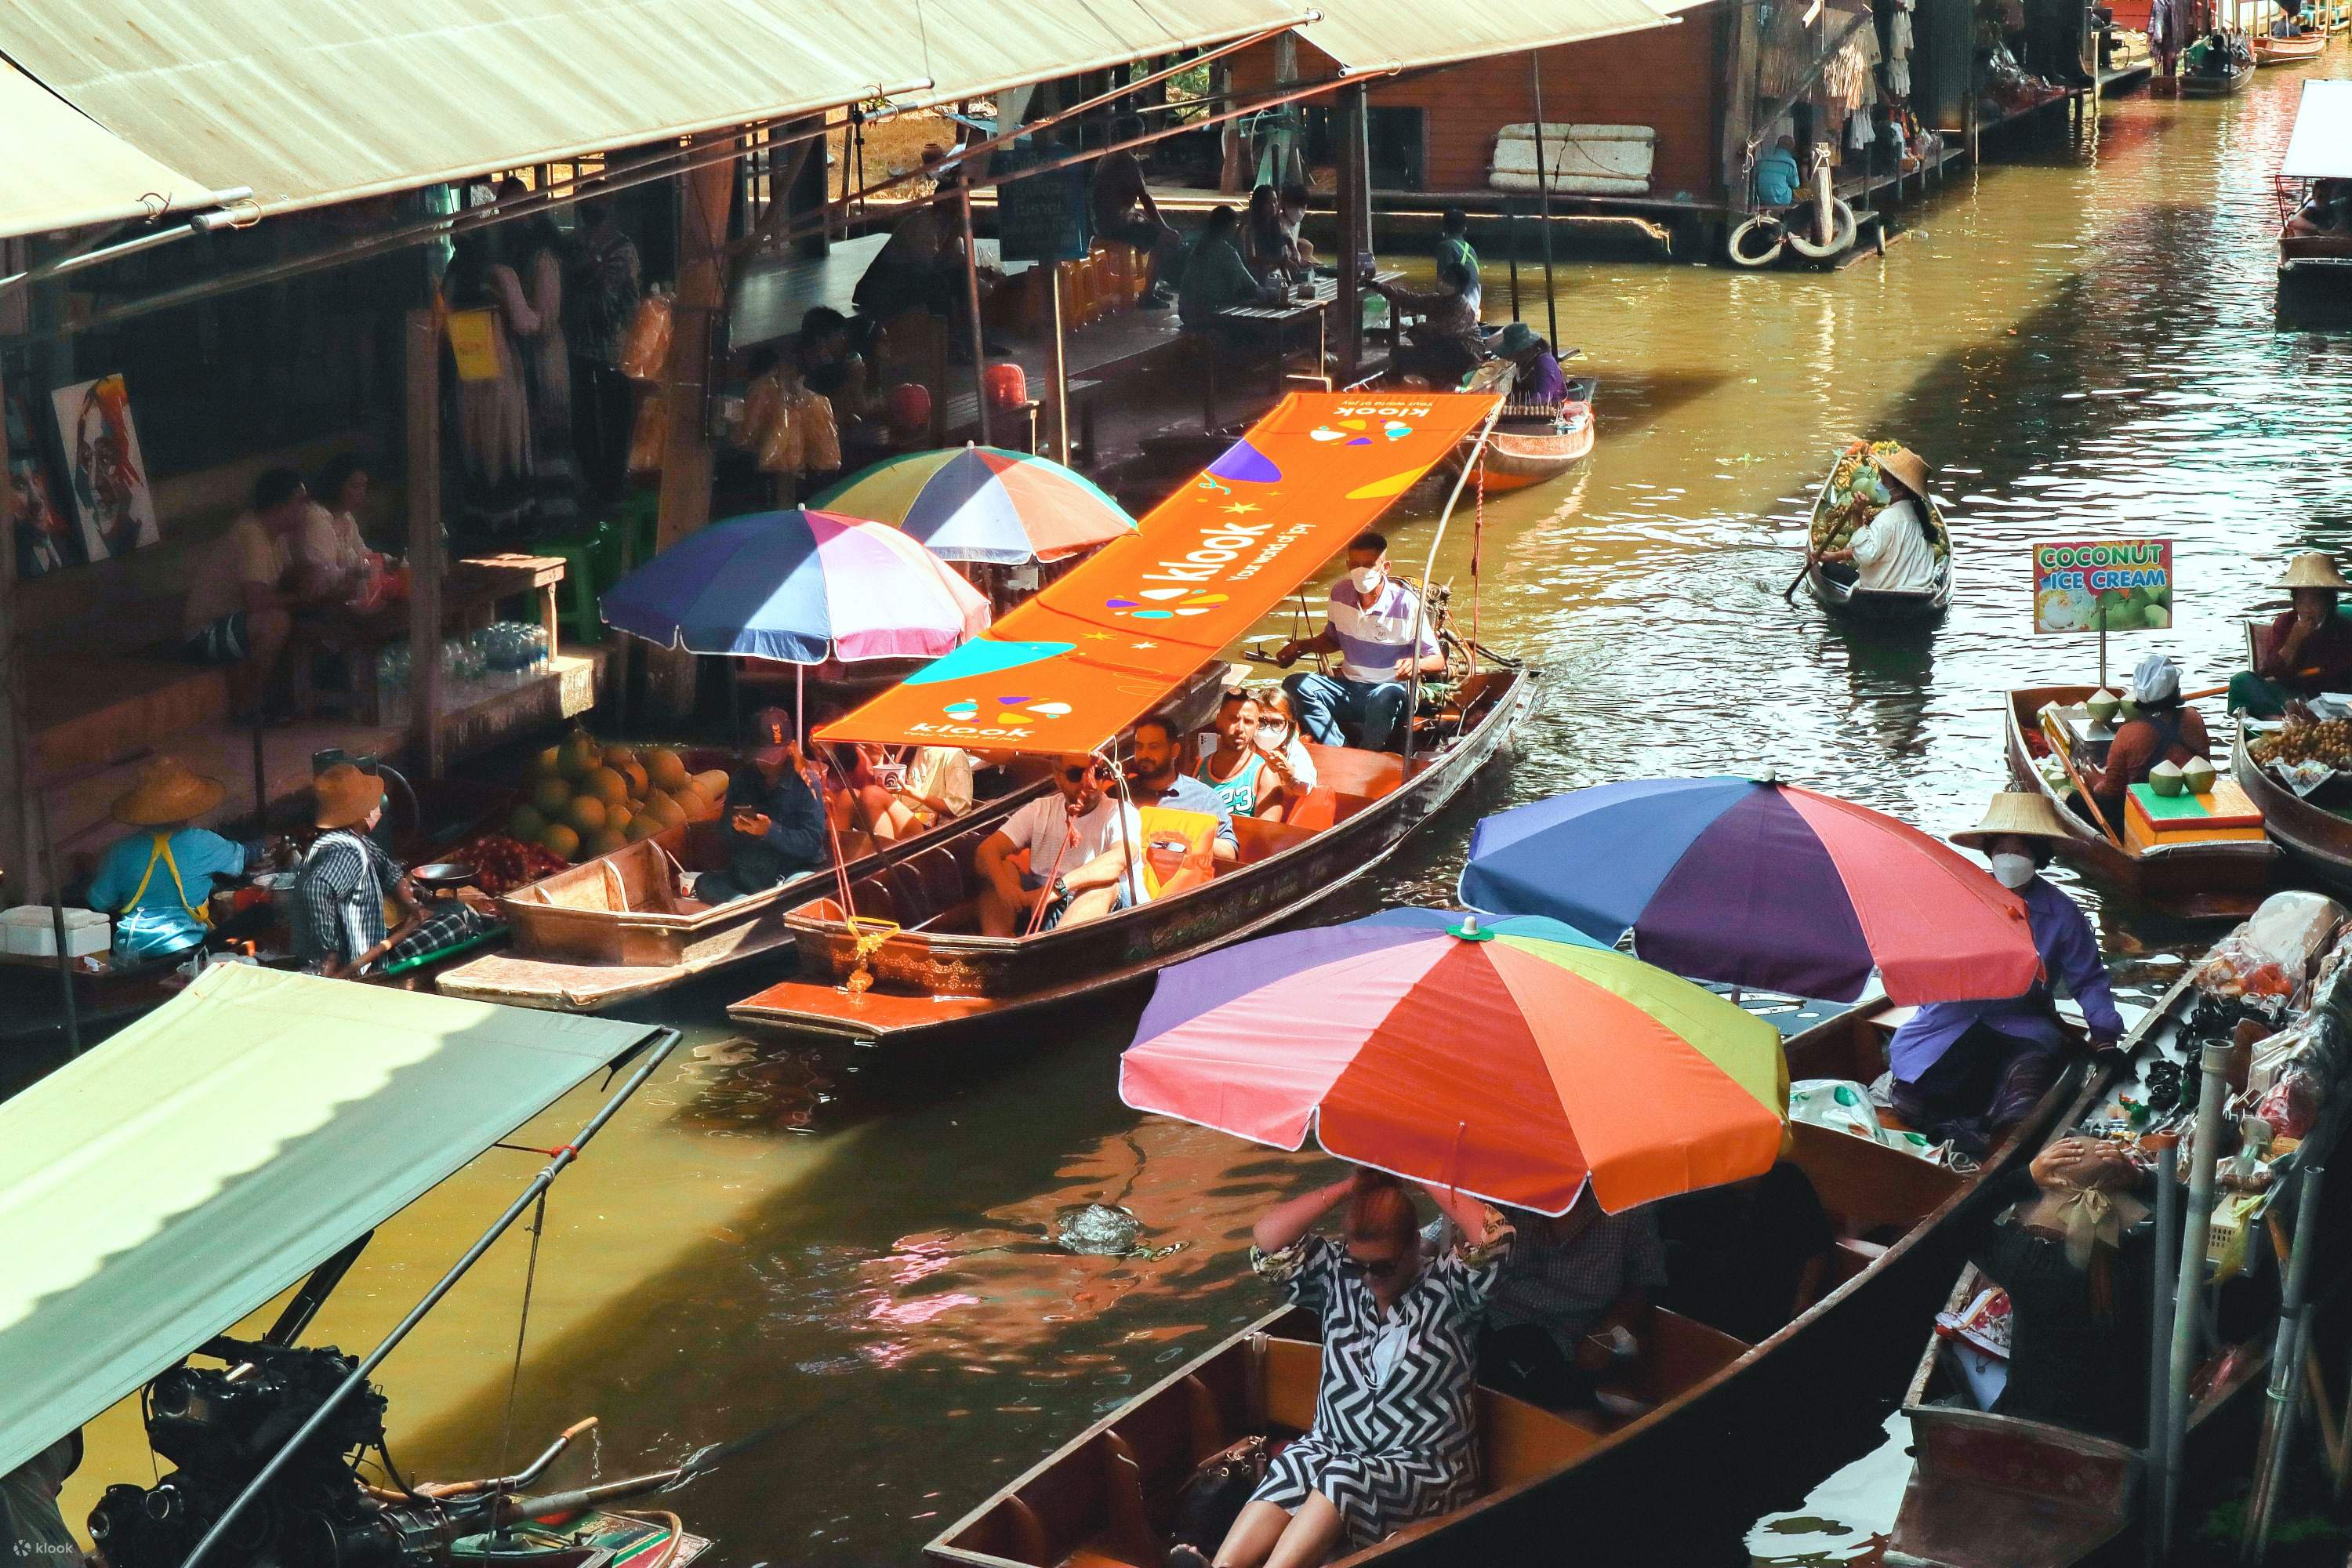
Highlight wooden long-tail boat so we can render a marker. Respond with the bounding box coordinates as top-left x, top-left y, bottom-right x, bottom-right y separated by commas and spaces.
1441, 383, 1597, 495
2002, 685, 2275, 915
728, 665, 1538, 1048
1806, 547, 1955, 623
927, 995, 2109, 1566
2232, 728, 2352, 896
2254, 30, 2327, 64
2176, 54, 2256, 93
